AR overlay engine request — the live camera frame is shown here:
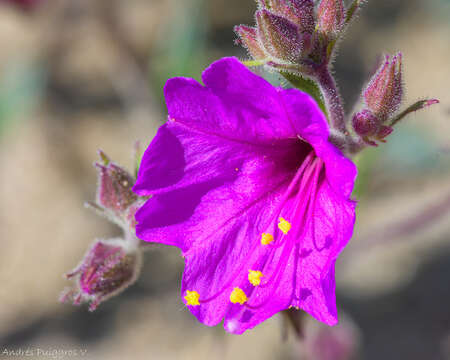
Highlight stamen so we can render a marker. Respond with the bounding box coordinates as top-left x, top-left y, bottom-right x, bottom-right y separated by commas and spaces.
230, 287, 247, 305
192, 155, 317, 305
263, 151, 315, 248
184, 290, 200, 306
261, 233, 274, 245
258, 181, 307, 289
248, 270, 264, 286
292, 160, 324, 301
278, 217, 291, 234
290, 158, 322, 240
189, 153, 322, 309
245, 239, 295, 309
255, 157, 322, 295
